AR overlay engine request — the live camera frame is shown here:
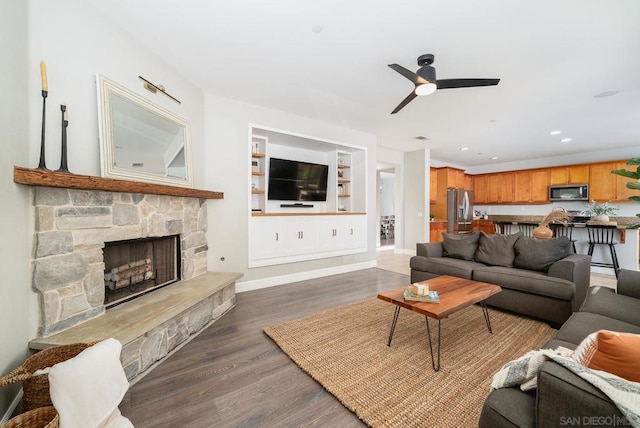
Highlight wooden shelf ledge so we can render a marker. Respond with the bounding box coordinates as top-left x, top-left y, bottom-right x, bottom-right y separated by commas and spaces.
14, 166, 223, 199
